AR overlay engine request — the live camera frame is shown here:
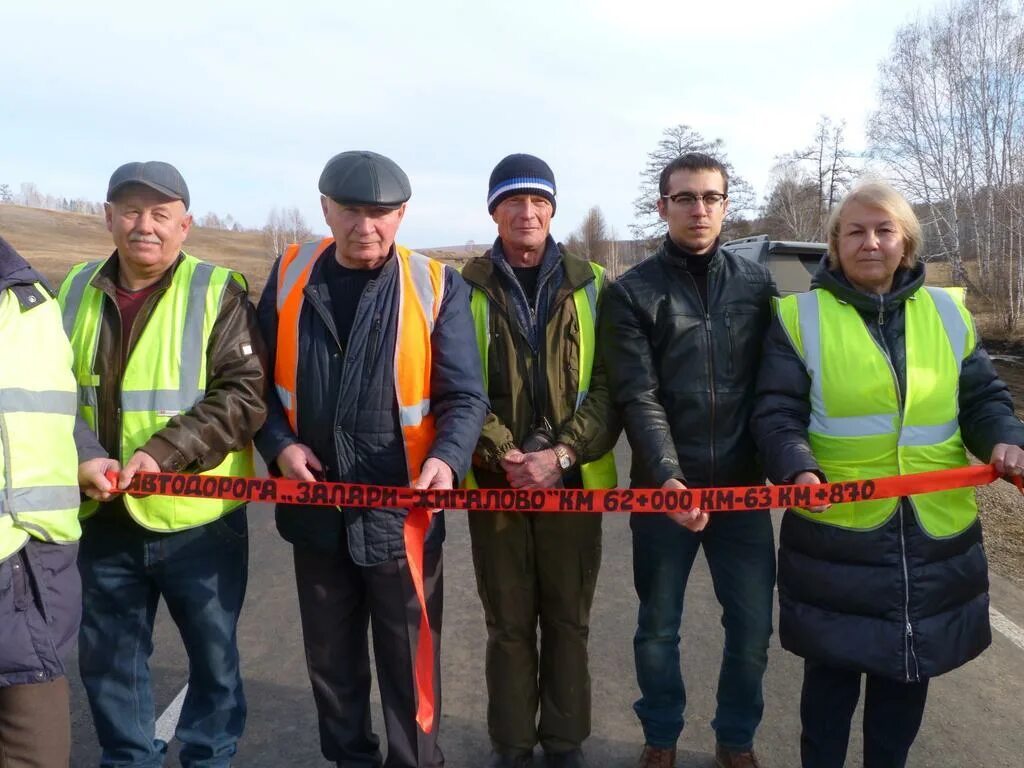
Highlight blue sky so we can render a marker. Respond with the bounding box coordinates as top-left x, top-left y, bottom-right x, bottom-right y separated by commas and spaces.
1, 0, 945, 248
